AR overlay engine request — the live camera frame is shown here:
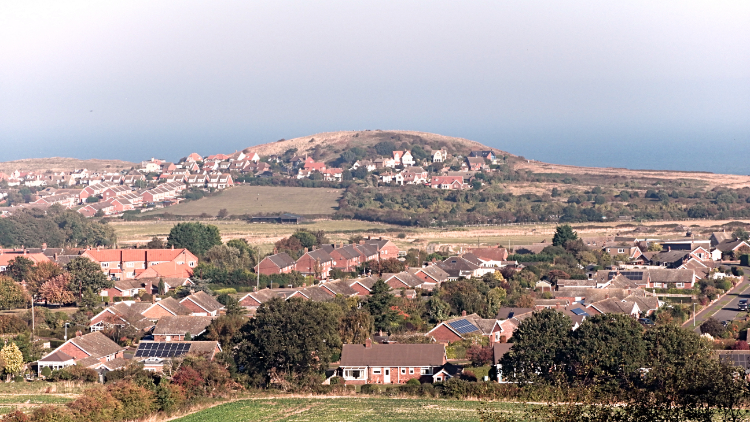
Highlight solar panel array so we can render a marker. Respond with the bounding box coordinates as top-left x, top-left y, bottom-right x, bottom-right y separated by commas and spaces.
570, 308, 589, 317
134, 343, 191, 358
608, 271, 645, 281
448, 319, 479, 335
720, 353, 750, 370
